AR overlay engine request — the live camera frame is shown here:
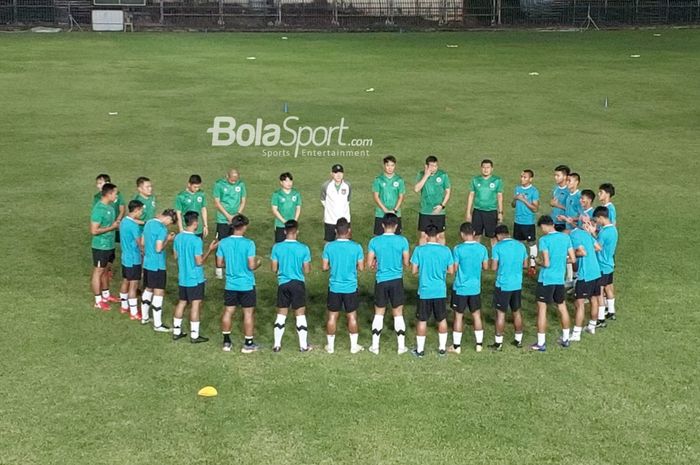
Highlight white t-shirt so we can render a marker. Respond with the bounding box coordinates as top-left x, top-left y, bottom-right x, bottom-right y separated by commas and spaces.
321, 179, 351, 224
